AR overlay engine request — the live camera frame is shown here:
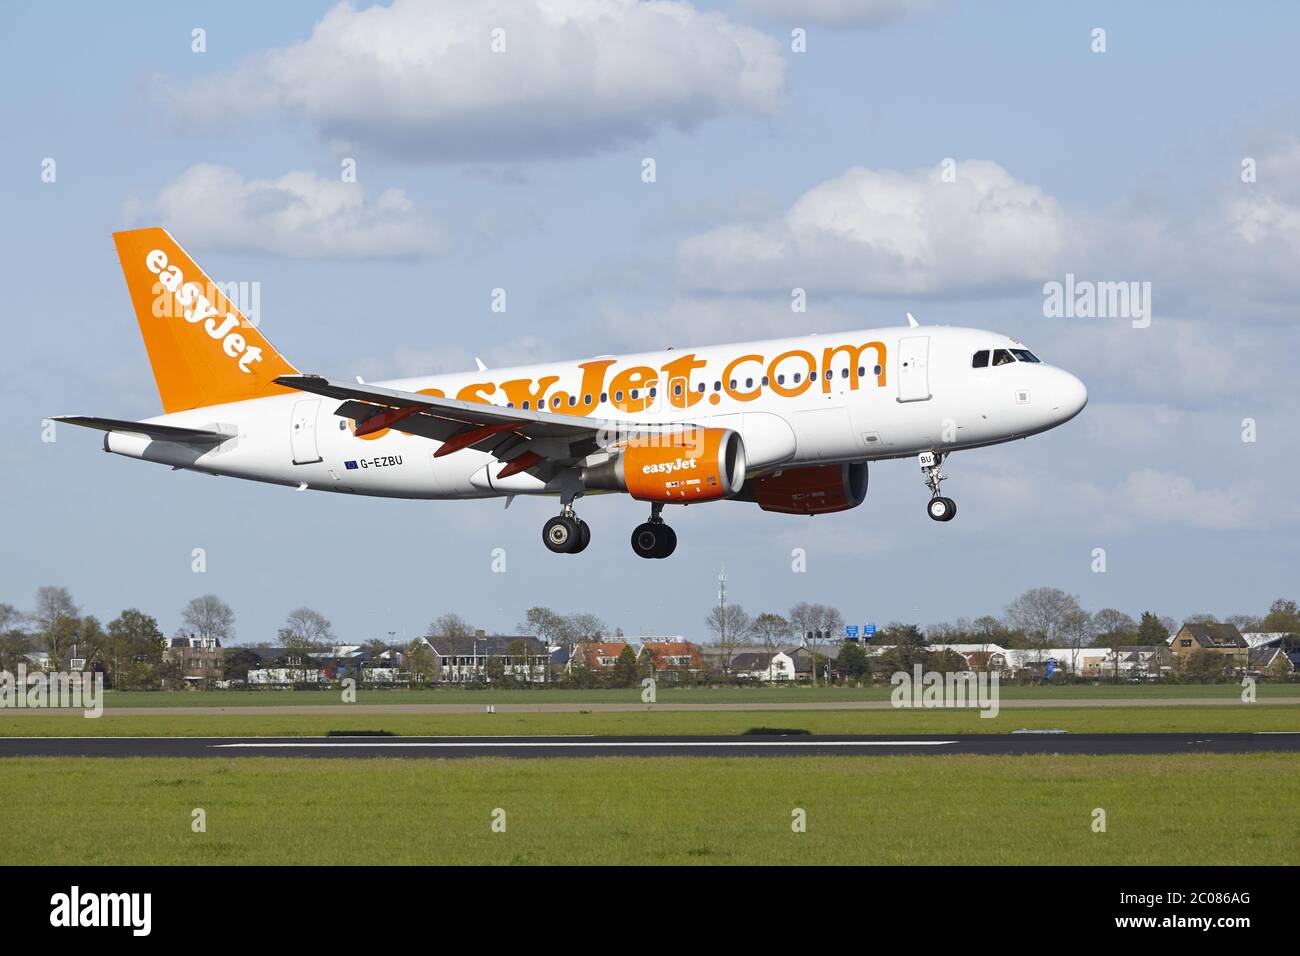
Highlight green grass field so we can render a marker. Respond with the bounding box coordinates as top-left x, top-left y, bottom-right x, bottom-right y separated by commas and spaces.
3, 704, 1298, 737
2, 753, 1296, 865
90, 683, 1295, 707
